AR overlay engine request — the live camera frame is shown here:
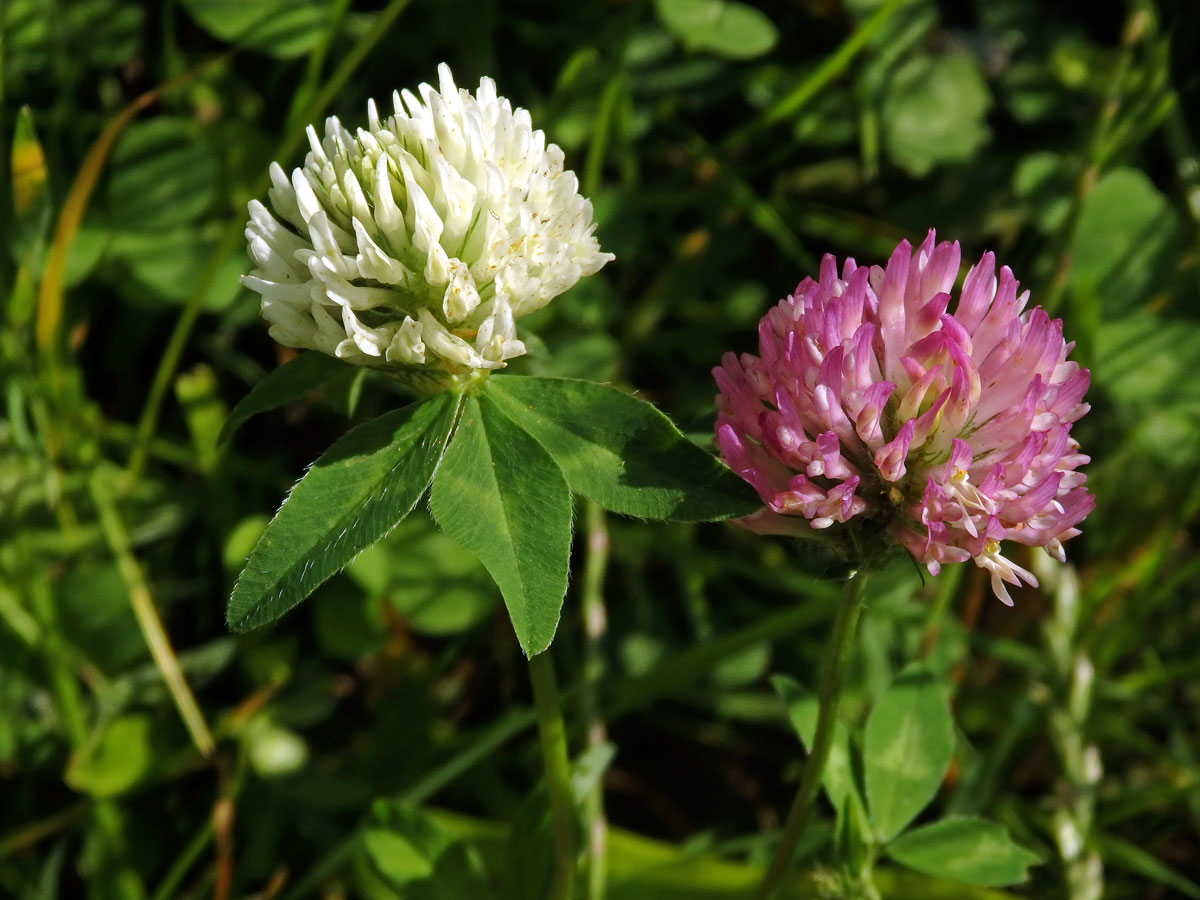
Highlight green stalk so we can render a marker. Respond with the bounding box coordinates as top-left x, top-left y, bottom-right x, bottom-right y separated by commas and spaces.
755, 569, 869, 900
284, 0, 353, 135
582, 72, 624, 199
1042, 3, 1152, 315
918, 559, 964, 659
149, 818, 214, 900
90, 472, 215, 758
28, 577, 146, 900
579, 502, 610, 900
723, 0, 908, 148
29, 577, 87, 747
529, 649, 577, 900
0, 801, 86, 859
282, 603, 828, 898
